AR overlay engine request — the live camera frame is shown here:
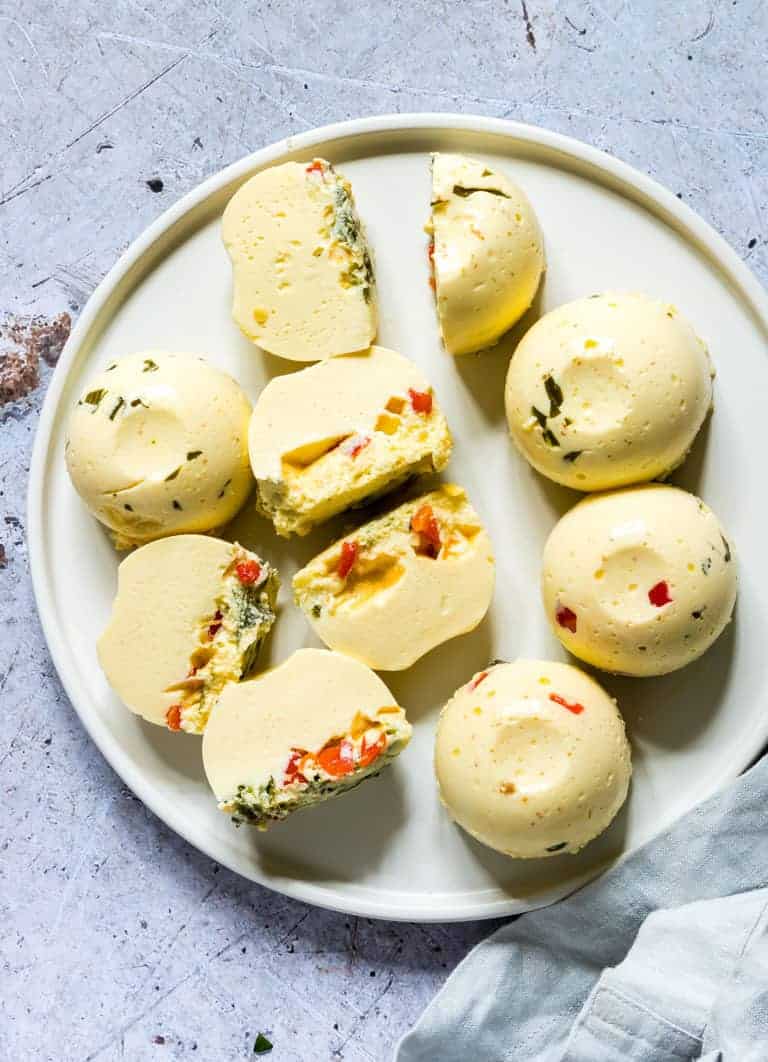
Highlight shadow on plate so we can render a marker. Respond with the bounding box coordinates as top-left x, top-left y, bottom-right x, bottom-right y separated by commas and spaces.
453, 279, 545, 426
454, 785, 630, 899
600, 608, 737, 749
383, 611, 496, 719
252, 766, 408, 884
